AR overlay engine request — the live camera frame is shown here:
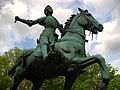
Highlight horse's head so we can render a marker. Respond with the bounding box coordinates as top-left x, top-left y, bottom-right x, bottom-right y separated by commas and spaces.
78, 8, 103, 34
